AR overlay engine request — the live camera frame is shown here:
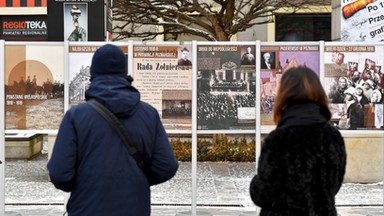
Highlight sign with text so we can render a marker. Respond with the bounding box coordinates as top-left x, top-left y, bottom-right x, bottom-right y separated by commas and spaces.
0, 15, 47, 41
341, 0, 384, 42
132, 44, 193, 130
